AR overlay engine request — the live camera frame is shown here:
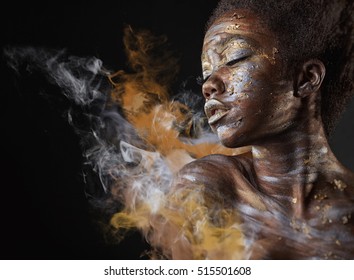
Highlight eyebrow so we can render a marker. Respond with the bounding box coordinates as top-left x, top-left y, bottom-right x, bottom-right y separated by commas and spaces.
217, 35, 259, 50
218, 35, 245, 47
